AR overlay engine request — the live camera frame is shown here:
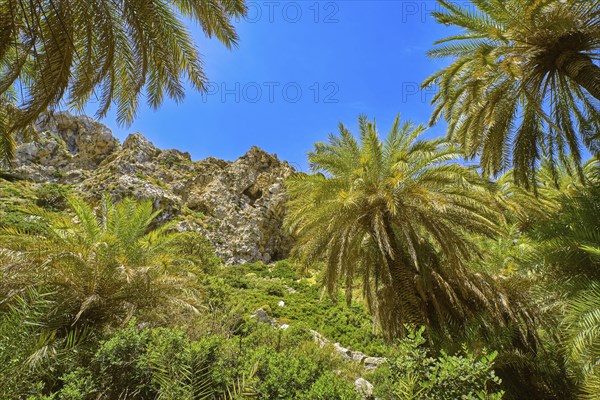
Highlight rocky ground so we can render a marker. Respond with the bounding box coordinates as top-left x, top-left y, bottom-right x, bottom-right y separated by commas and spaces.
10, 112, 296, 265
